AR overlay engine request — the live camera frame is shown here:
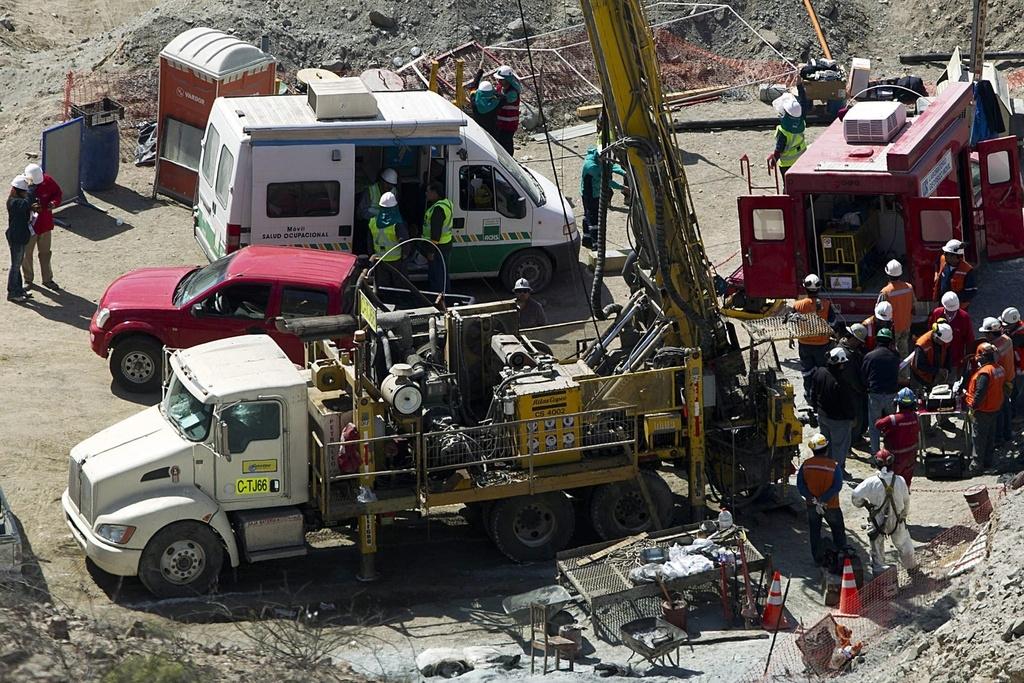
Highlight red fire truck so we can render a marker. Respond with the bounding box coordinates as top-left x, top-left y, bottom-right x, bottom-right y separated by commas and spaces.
732, 80, 1024, 319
